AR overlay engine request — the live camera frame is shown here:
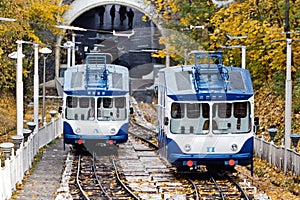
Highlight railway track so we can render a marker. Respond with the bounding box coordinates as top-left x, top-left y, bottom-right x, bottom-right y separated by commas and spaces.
64, 100, 263, 199
66, 122, 260, 200
69, 151, 138, 199
186, 172, 251, 199
129, 101, 261, 199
